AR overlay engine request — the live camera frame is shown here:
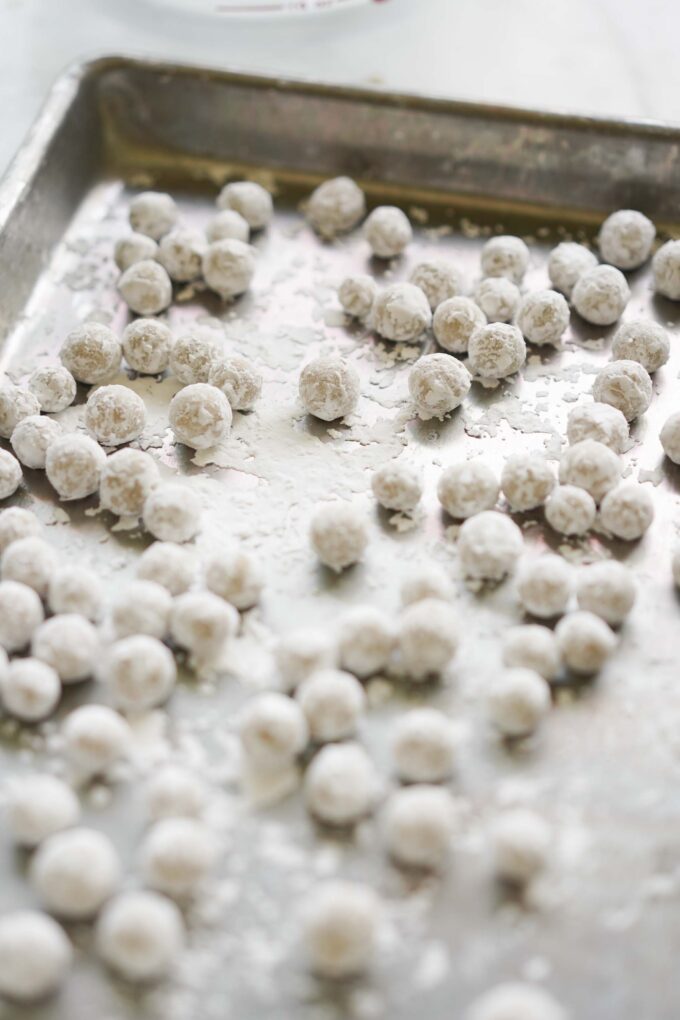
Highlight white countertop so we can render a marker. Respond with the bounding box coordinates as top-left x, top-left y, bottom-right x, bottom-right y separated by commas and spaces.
2, 0, 679, 175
